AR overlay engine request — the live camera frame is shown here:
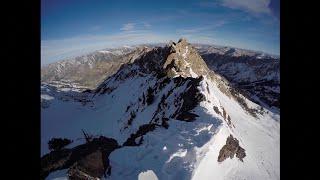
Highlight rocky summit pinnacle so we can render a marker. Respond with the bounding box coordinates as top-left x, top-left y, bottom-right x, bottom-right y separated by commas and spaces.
134, 38, 211, 79
163, 38, 210, 78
